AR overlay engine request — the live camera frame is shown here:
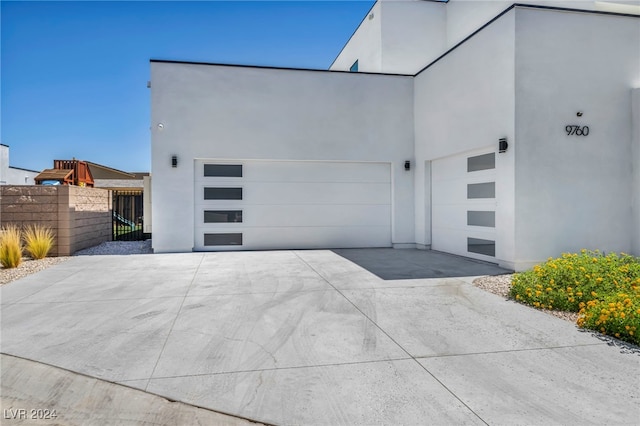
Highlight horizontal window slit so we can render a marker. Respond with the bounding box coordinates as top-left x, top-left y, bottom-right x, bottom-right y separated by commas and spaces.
467, 182, 495, 199
204, 164, 242, 177
204, 187, 243, 200
467, 237, 495, 257
467, 153, 495, 172
467, 211, 495, 227
204, 210, 243, 223
204, 233, 243, 246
